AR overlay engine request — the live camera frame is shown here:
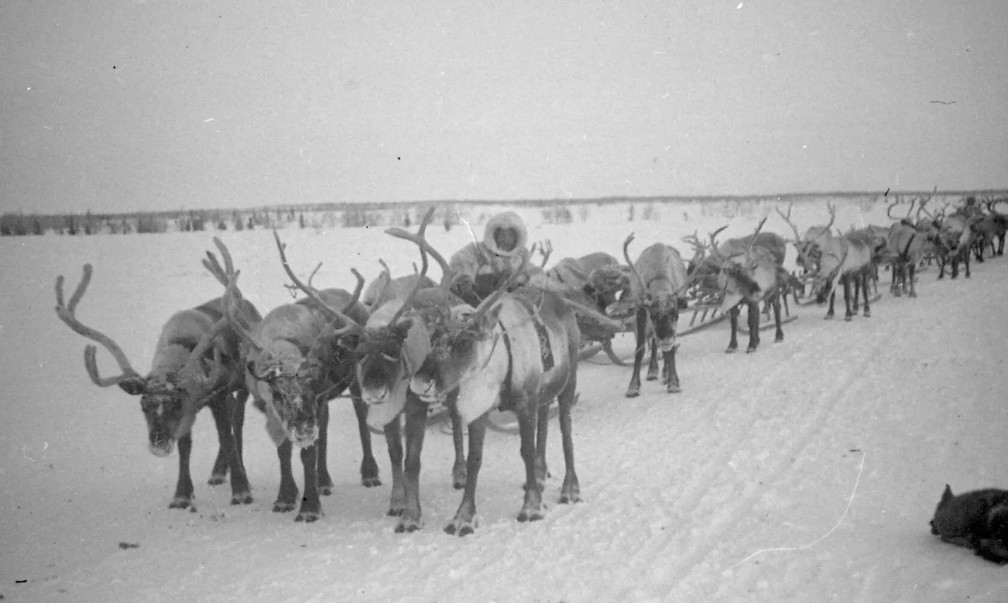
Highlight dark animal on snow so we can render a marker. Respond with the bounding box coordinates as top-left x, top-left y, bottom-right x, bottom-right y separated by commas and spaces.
930, 484, 1008, 565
